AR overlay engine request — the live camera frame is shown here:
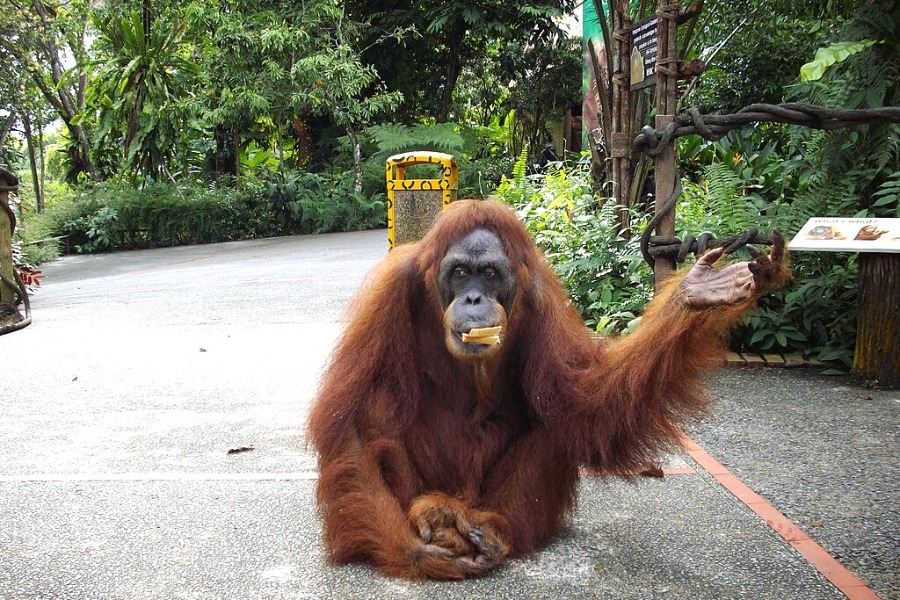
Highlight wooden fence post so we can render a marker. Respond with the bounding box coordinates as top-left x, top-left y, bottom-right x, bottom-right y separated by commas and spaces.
651, 0, 679, 288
